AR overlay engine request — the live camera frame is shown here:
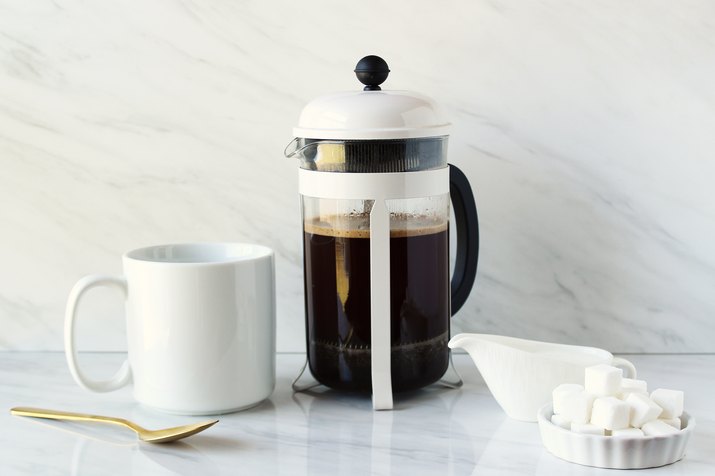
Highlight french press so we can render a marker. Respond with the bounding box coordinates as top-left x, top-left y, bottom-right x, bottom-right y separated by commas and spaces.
285, 56, 479, 410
